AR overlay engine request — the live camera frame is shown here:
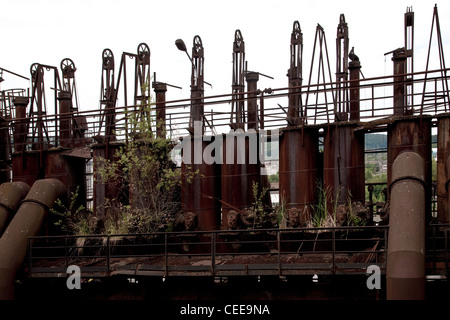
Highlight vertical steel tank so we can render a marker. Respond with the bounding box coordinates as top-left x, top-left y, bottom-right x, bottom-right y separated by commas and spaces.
323, 122, 365, 207
181, 137, 221, 231
221, 131, 261, 229
279, 126, 319, 215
